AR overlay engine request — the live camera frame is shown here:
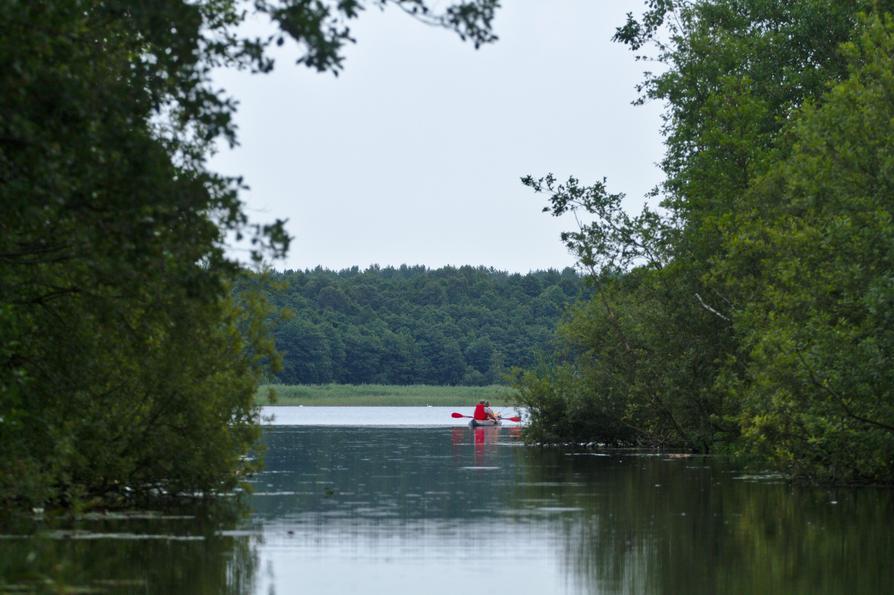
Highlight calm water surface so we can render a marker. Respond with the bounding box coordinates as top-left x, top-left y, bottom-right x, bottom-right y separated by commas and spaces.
262, 405, 523, 426
1, 407, 892, 594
